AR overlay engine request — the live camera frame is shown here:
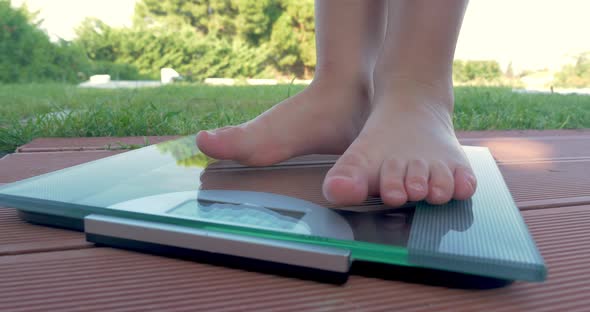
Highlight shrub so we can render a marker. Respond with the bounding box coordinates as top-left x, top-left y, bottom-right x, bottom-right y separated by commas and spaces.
76, 0, 315, 80
88, 61, 148, 80
553, 52, 590, 88
453, 60, 502, 83
76, 21, 271, 81
0, 0, 91, 83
